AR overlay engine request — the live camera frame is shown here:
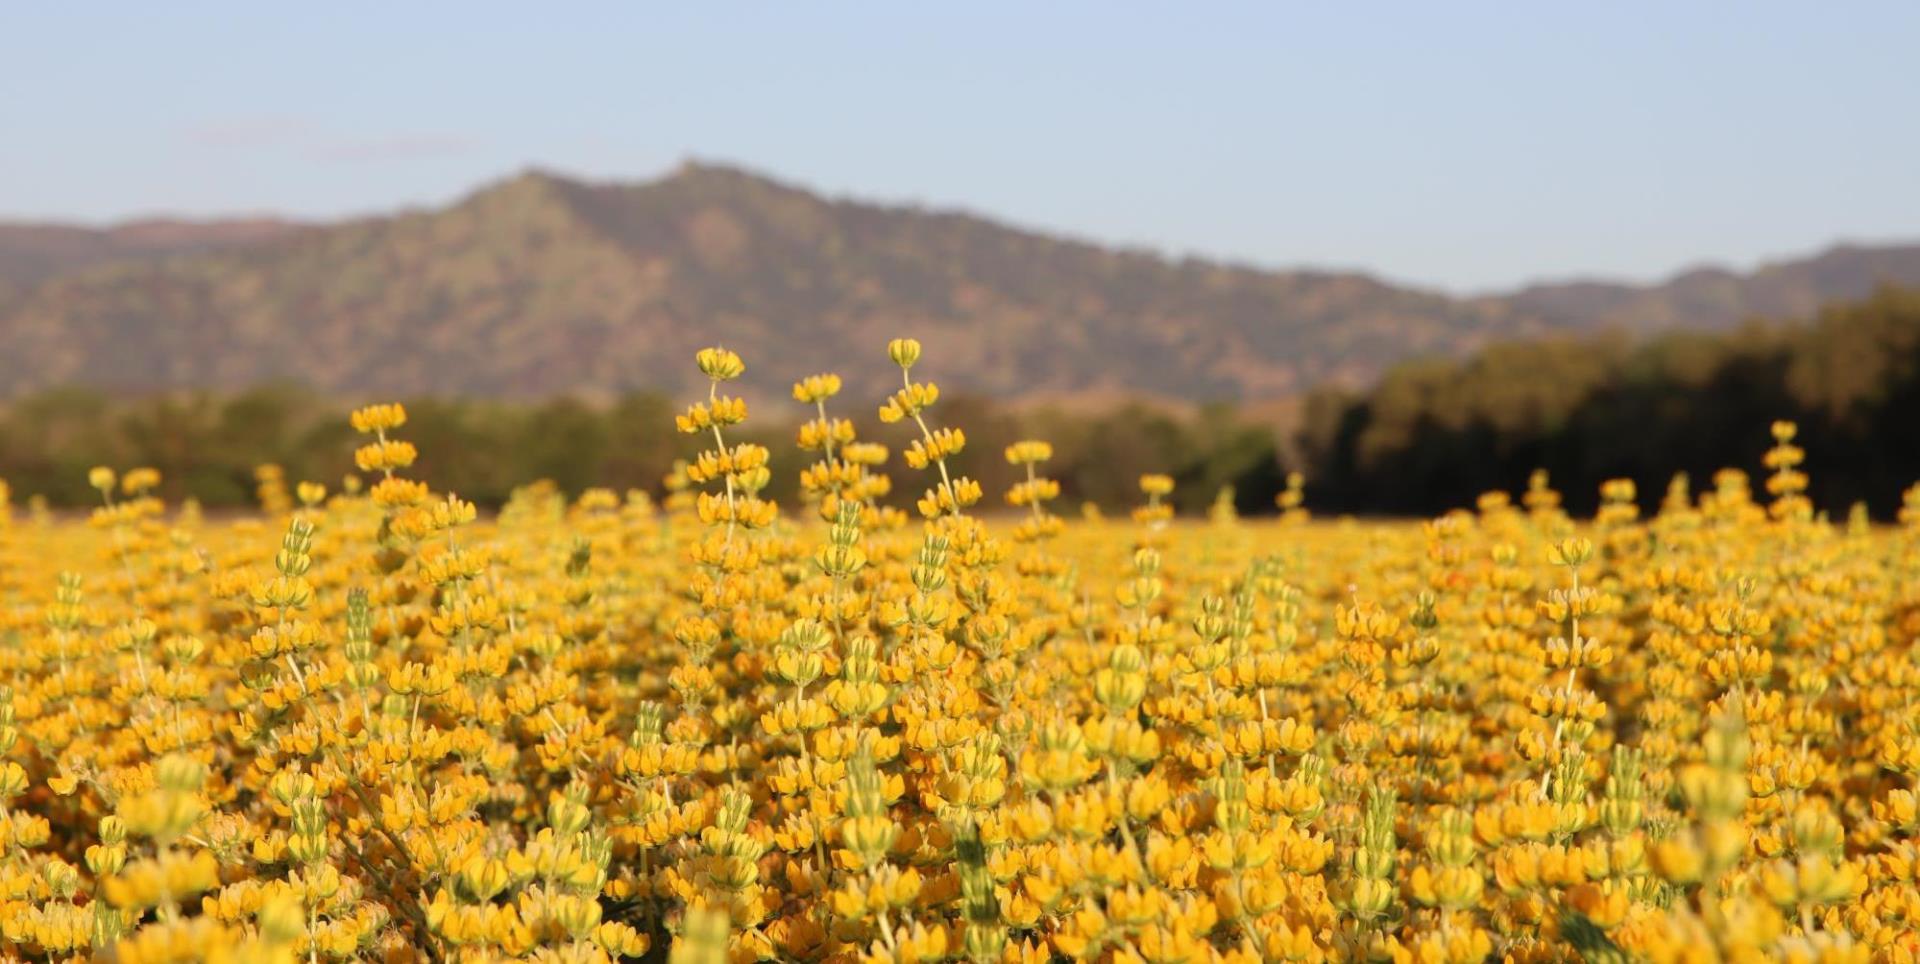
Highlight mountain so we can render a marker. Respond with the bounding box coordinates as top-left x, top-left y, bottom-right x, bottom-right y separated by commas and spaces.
1490, 242, 1920, 334
0, 218, 304, 284
1, 163, 1915, 404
